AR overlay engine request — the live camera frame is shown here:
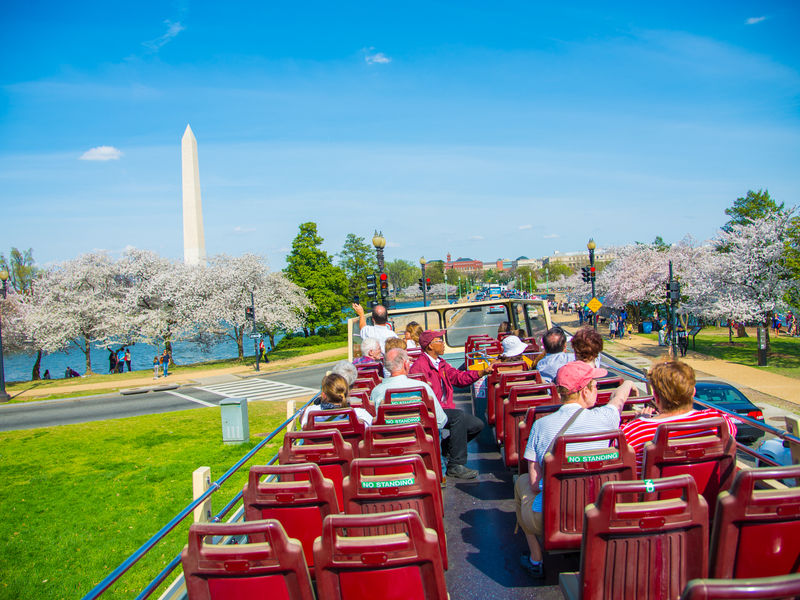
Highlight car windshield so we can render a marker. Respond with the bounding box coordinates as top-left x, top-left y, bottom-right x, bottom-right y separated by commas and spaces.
695, 385, 749, 406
